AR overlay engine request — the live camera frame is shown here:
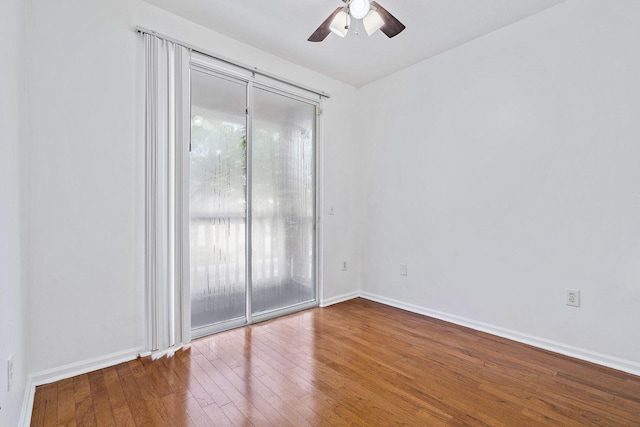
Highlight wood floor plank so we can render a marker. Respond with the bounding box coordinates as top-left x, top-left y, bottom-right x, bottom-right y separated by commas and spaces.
139, 357, 175, 398
102, 367, 135, 427
240, 343, 336, 424
30, 383, 57, 427
172, 349, 217, 408
87, 370, 116, 427
160, 393, 196, 427
73, 375, 96, 427
201, 403, 233, 427
182, 393, 216, 427
40, 383, 58, 427
31, 384, 46, 427
203, 356, 275, 426
115, 362, 154, 426
130, 359, 177, 426
56, 378, 77, 427
176, 350, 231, 408
32, 298, 640, 426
